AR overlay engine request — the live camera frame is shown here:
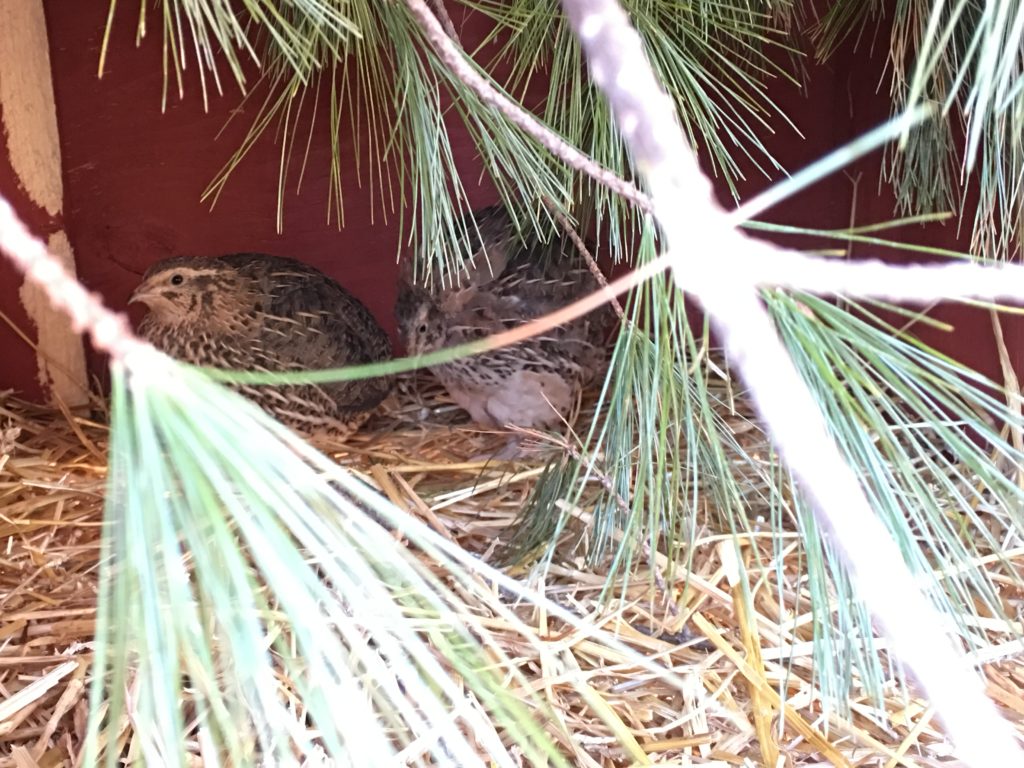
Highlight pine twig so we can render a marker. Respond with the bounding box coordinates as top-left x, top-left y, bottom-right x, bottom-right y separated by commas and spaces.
542, 198, 627, 320
426, 0, 461, 46
404, 0, 654, 214
0, 197, 144, 364
729, 243, 1024, 301
556, 0, 1024, 766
